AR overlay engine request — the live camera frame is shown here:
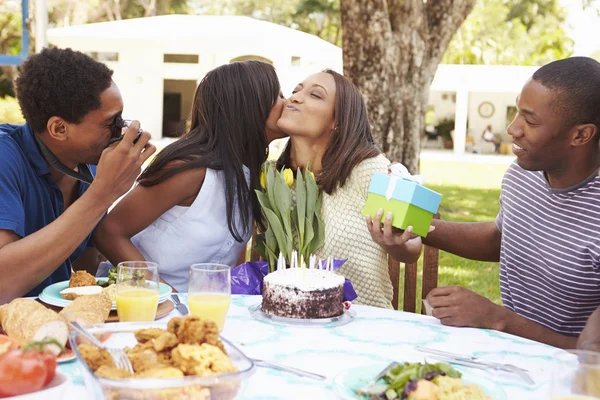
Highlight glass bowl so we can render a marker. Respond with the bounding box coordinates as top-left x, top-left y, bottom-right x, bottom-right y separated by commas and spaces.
69, 321, 255, 400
